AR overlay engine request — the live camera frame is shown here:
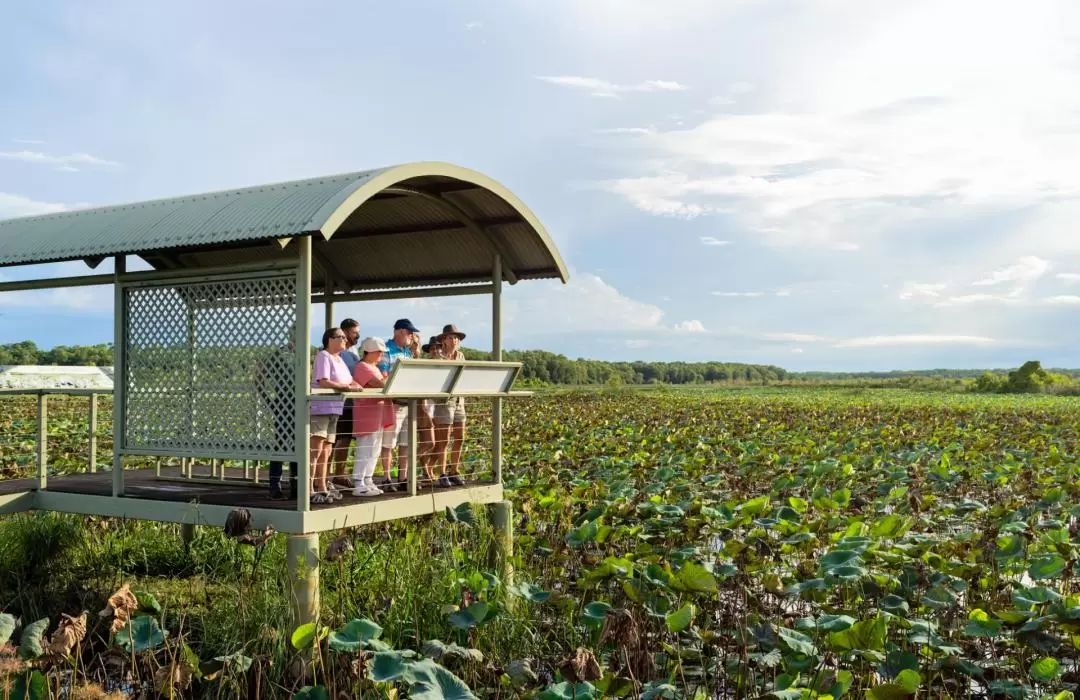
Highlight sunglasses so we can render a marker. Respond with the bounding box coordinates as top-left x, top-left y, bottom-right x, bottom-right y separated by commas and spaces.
330, 334, 346, 340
